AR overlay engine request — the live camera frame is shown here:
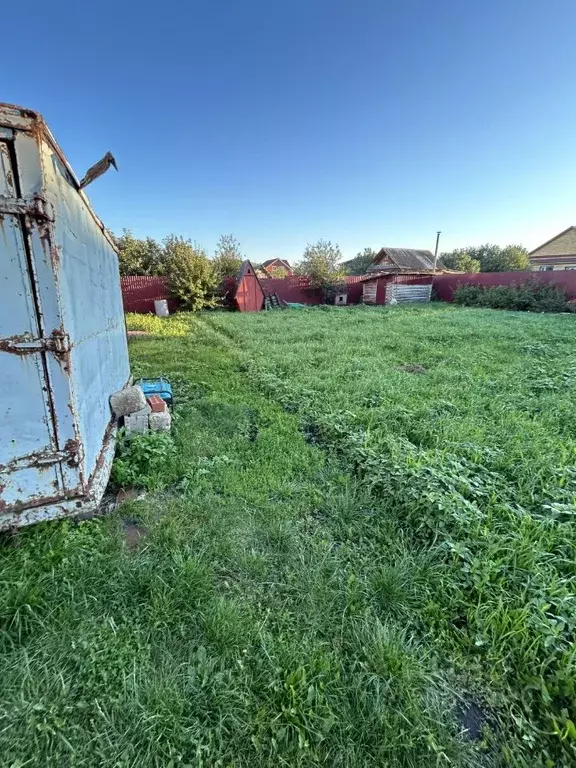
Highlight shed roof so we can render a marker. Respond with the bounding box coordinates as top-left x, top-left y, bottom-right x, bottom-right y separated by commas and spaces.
359, 270, 437, 282
262, 258, 291, 270
369, 247, 440, 272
